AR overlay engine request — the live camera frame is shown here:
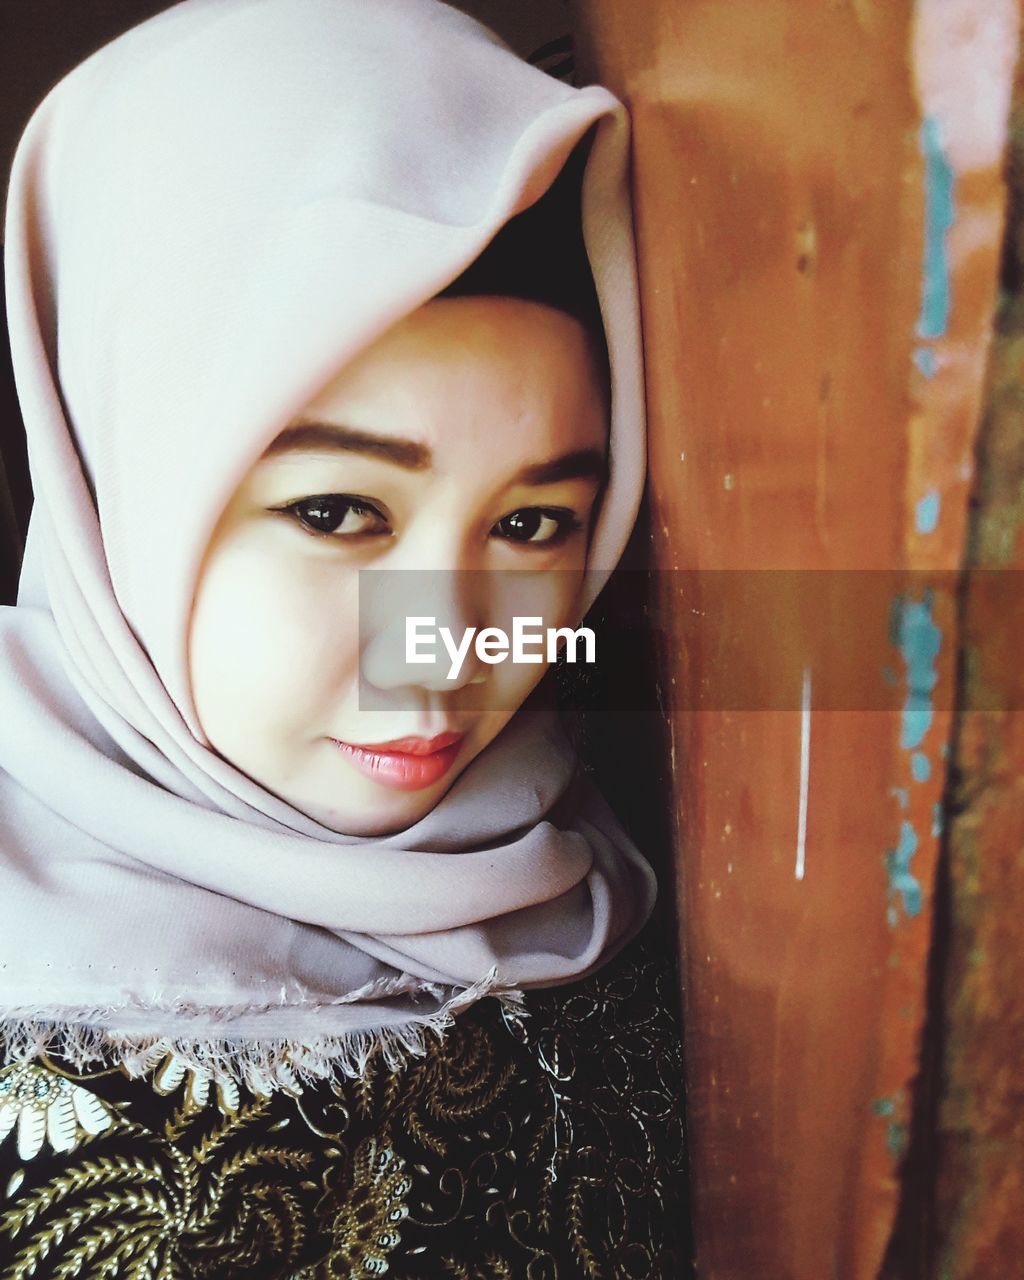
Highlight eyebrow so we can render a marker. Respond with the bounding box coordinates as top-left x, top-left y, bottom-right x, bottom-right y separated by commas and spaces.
262, 420, 430, 469
261, 419, 607, 487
